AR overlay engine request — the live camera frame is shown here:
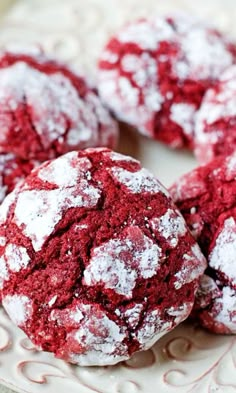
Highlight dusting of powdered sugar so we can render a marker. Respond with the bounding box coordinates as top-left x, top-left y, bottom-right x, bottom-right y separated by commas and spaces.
225, 152, 236, 181
209, 217, 236, 285
174, 244, 206, 289
104, 151, 138, 164
84, 226, 162, 298
13, 152, 100, 251
211, 287, 236, 333
4, 244, 30, 272
99, 49, 163, 137
48, 295, 58, 307
51, 302, 128, 366
2, 294, 33, 327
0, 254, 9, 289
122, 304, 144, 329
111, 167, 168, 196
135, 308, 172, 349
170, 170, 206, 202
99, 15, 235, 141
174, 26, 233, 80
0, 61, 117, 152
0, 243, 30, 289
170, 103, 196, 137
150, 208, 187, 248
37, 152, 91, 187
